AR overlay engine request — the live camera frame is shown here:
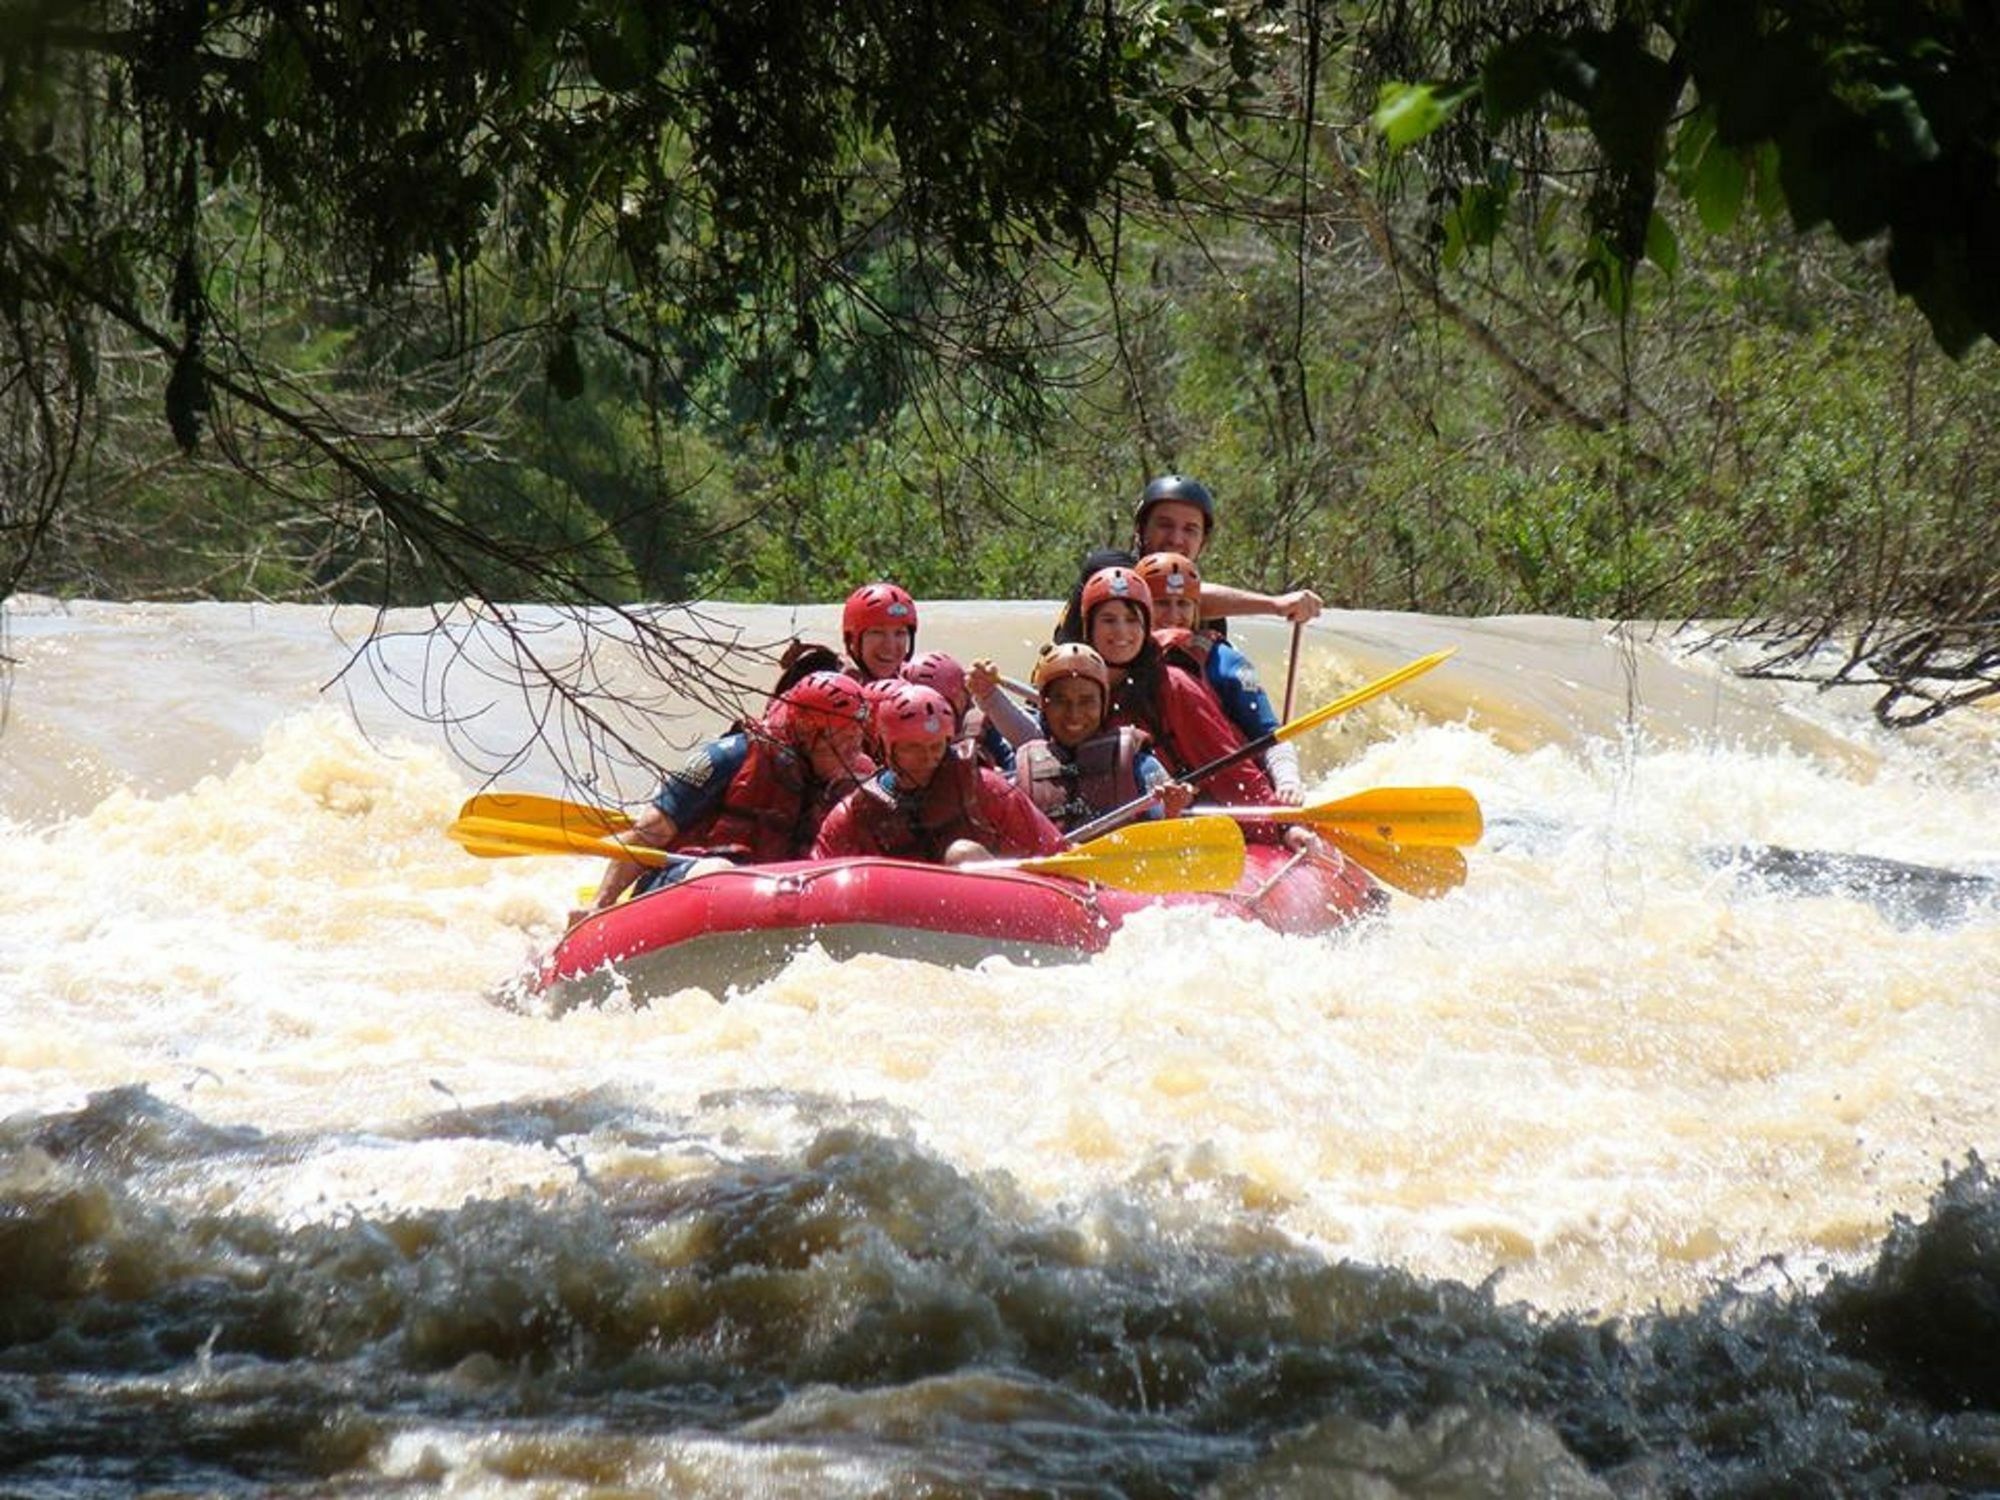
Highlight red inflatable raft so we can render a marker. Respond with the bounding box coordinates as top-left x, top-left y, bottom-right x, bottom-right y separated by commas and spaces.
541, 842, 1385, 1007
